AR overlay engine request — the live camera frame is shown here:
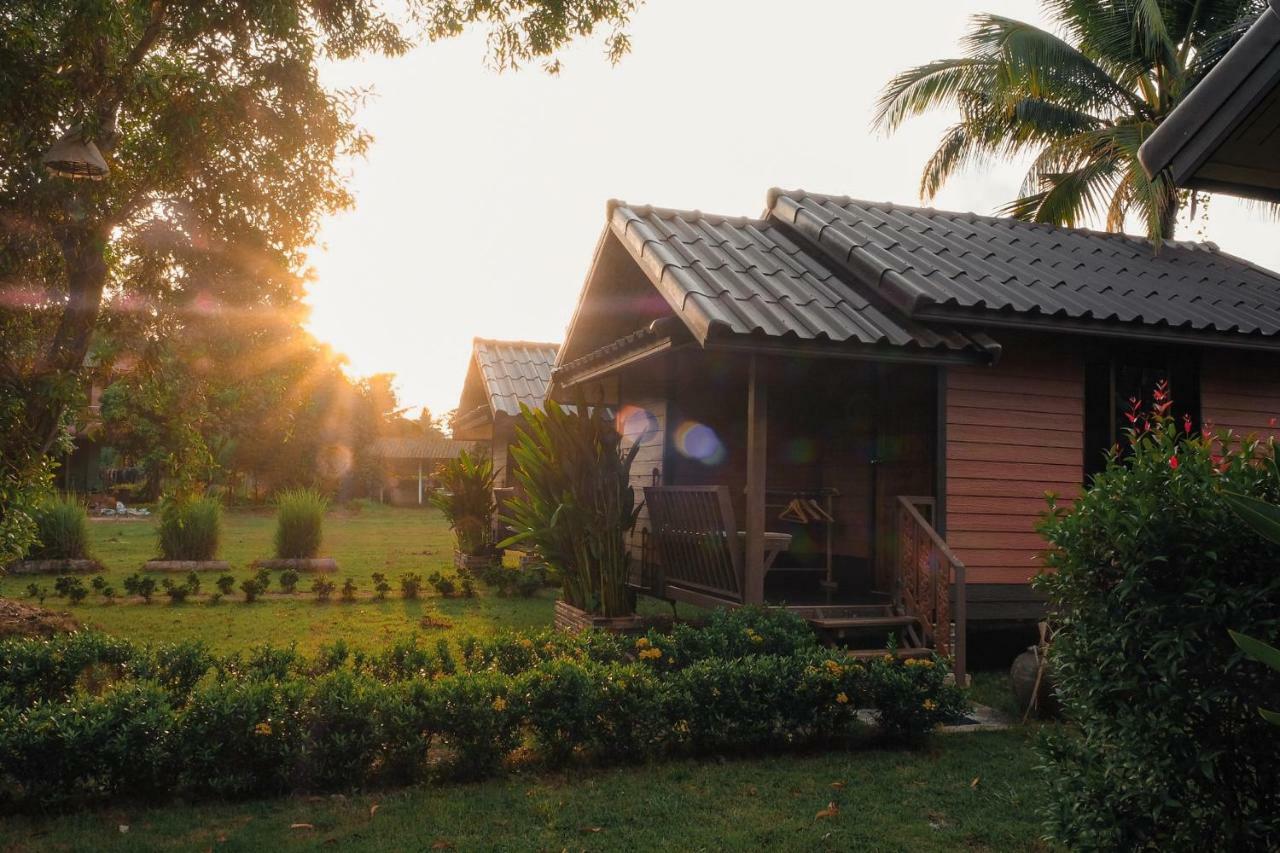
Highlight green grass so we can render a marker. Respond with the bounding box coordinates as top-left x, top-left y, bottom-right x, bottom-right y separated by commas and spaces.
0, 504, 675, 654
0, 730, 1047, 852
